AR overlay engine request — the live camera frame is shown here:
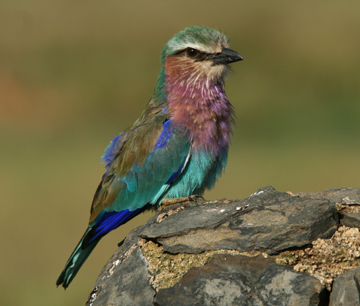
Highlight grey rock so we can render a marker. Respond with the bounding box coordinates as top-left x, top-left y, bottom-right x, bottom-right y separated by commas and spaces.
295, 188, 360, 205
296, 188, 360, 228
141, 186, 338, 254
340, 212, 360, 228
329, 266, 360, 306
155, 254, 326, 306
87, 246, 155, 306
297, 188, 360, 228
96, 220, 146, 280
